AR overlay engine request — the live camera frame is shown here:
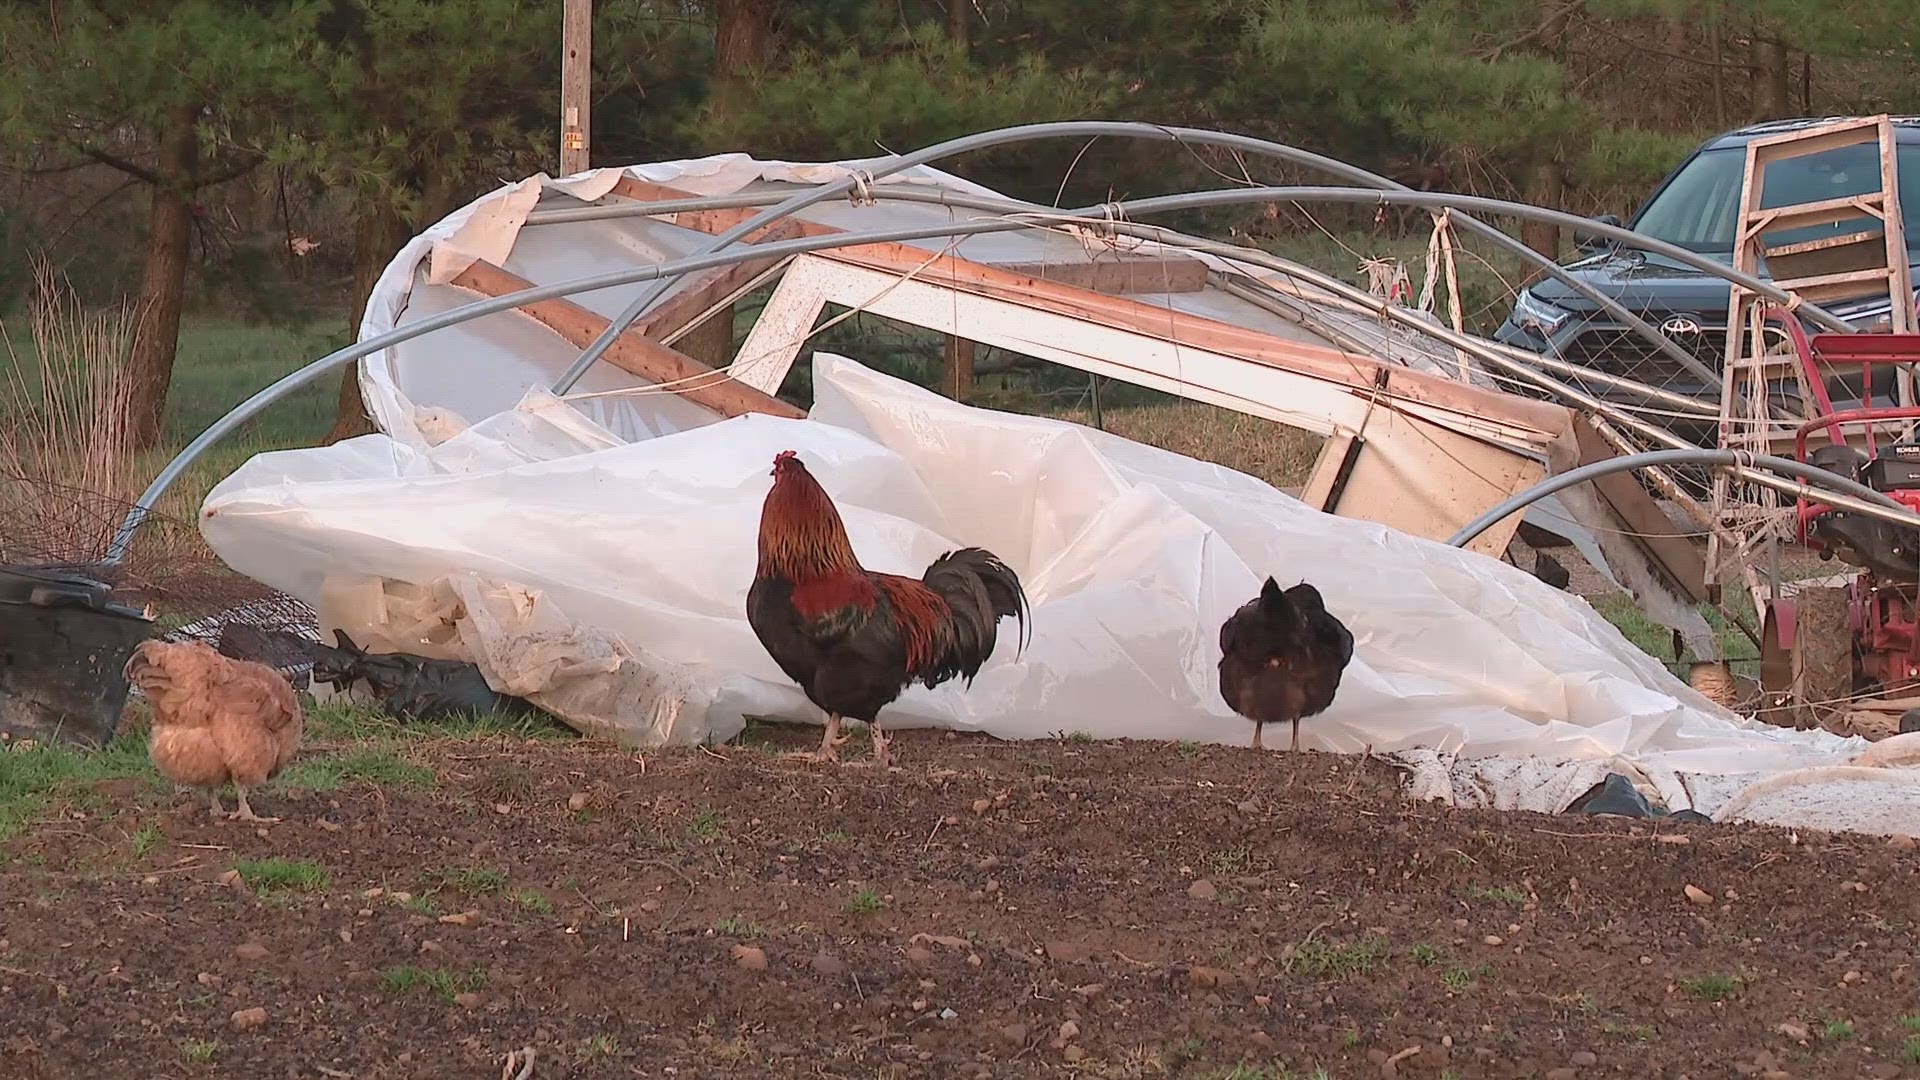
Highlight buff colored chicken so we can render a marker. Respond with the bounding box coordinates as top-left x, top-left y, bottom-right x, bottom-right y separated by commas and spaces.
125, 639, 304, 824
